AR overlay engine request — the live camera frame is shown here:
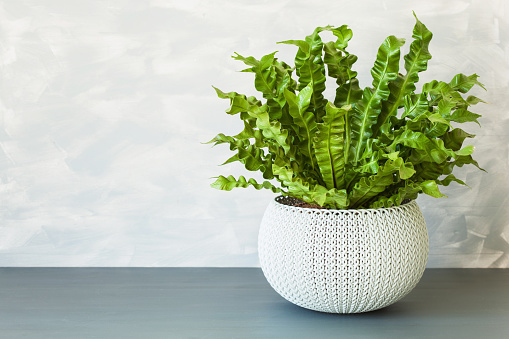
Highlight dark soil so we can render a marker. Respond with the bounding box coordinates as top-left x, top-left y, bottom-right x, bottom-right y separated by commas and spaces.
276, 195, 413, 210
292, 201, 326, 209
276, 196, 326, 209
